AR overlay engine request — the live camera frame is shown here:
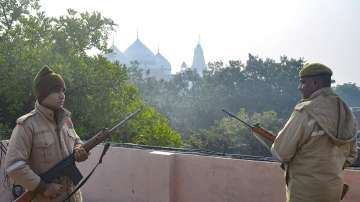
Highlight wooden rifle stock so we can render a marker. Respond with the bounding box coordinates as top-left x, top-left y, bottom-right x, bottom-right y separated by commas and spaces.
13, 109, 141, 202
222, 109, 276, 142
13, 192, 33, 202
252, 126, 275, 142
